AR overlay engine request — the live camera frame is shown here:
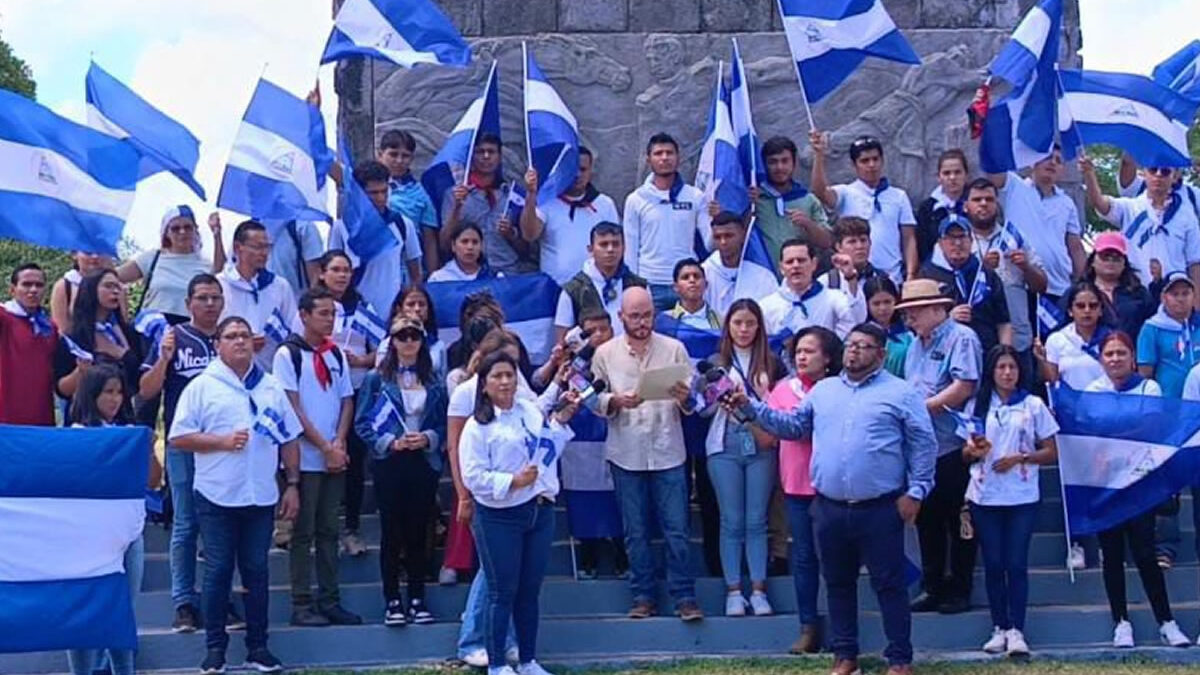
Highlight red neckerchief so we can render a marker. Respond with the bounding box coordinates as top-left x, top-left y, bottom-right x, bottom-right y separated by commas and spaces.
468, 172, 498, 208
313, 339, 337, 390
